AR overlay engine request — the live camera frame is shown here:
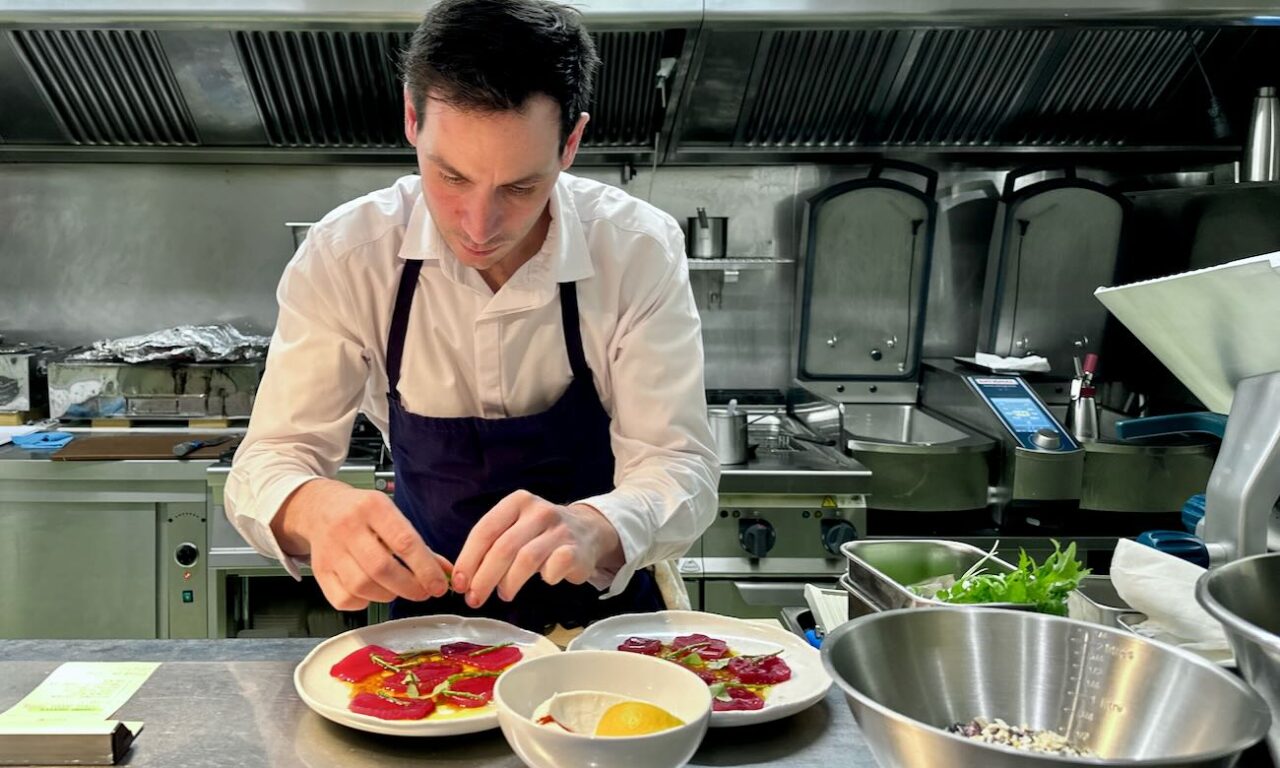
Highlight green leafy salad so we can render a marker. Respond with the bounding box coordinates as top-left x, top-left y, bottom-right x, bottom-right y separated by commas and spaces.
907, 540, 1089, 616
